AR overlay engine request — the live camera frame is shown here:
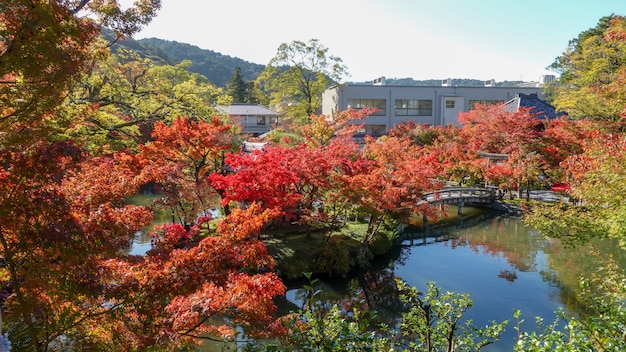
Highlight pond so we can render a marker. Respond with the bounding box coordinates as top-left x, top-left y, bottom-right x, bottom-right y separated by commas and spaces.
131, 207, 626, 351
282, 211, 626, 351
